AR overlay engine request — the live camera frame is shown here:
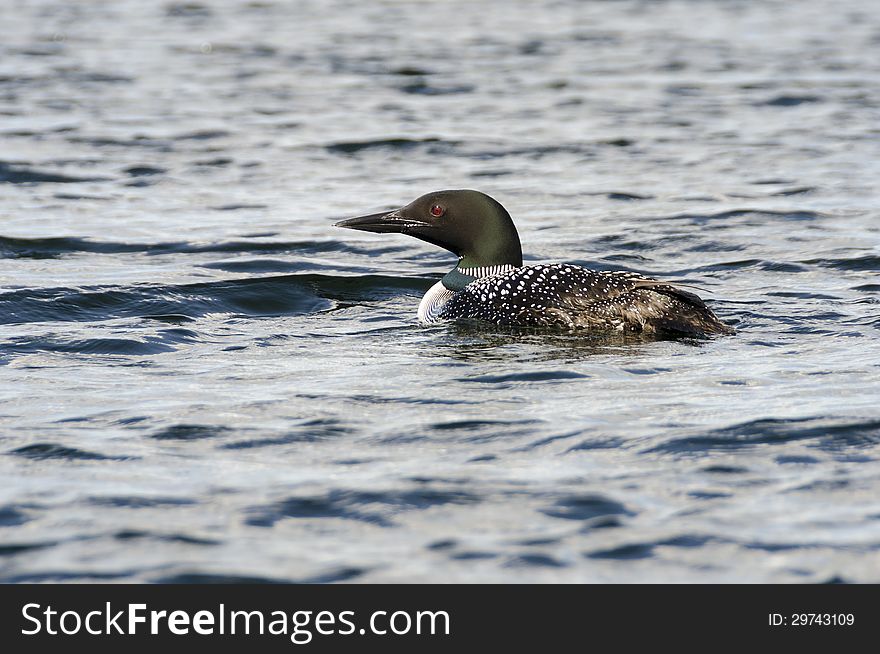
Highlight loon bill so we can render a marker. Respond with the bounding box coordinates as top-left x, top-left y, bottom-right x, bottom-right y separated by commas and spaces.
335, 189, 734, 336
